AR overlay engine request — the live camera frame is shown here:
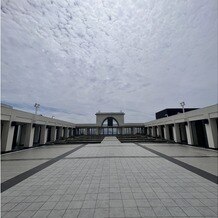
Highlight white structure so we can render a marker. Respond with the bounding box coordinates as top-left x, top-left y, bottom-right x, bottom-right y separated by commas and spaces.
1, 104, 75, 152
1, 104, 217, 152
145, 104, 218, 149
96, 112, 125, 126
76, 112, 145, 136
